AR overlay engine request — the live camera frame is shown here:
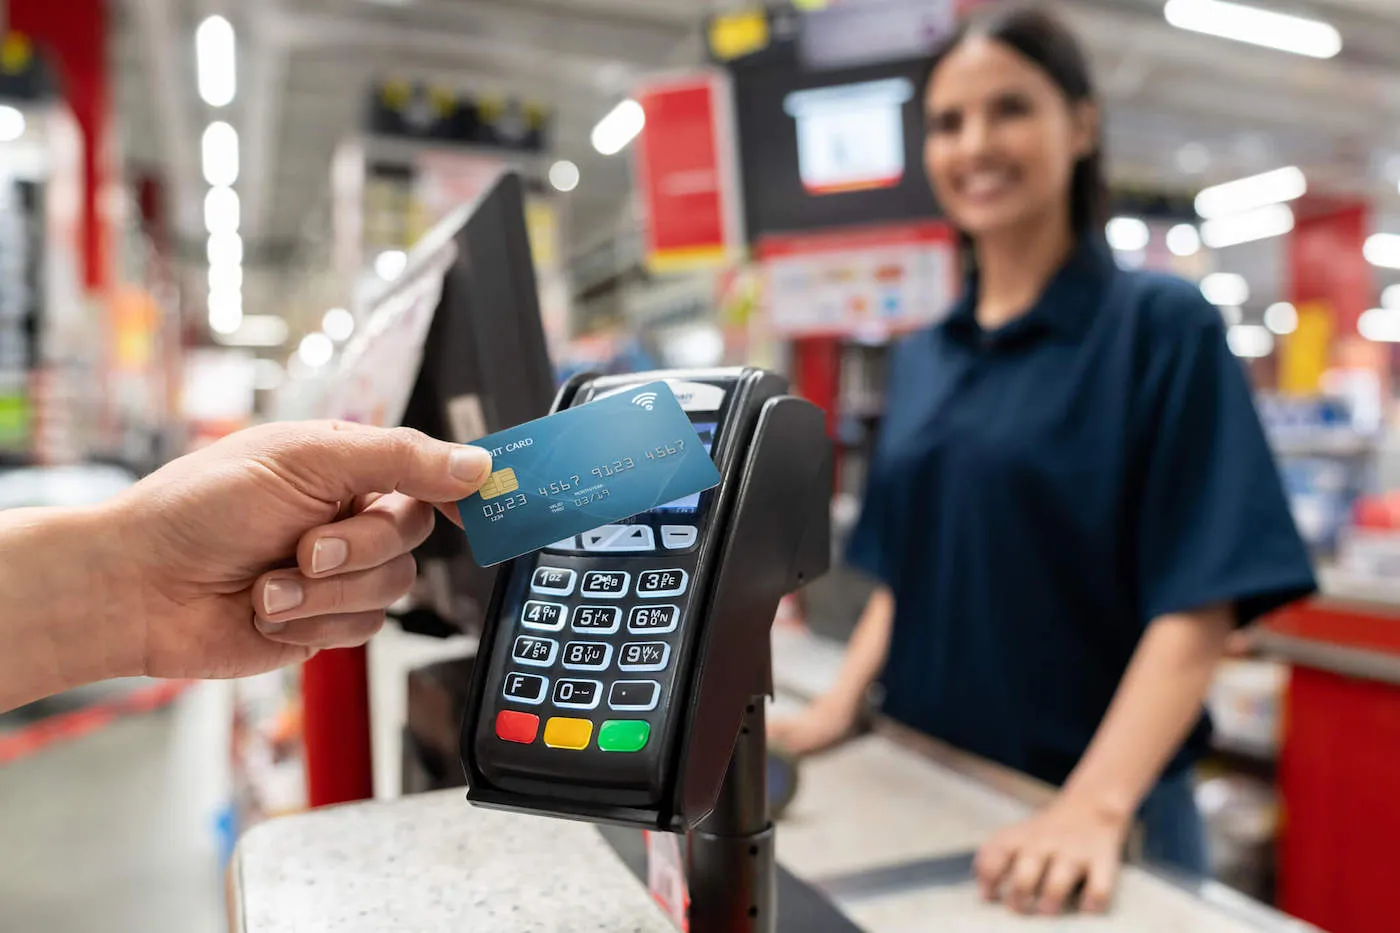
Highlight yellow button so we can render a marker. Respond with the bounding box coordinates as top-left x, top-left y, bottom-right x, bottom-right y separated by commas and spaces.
543, 717, 594, 750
